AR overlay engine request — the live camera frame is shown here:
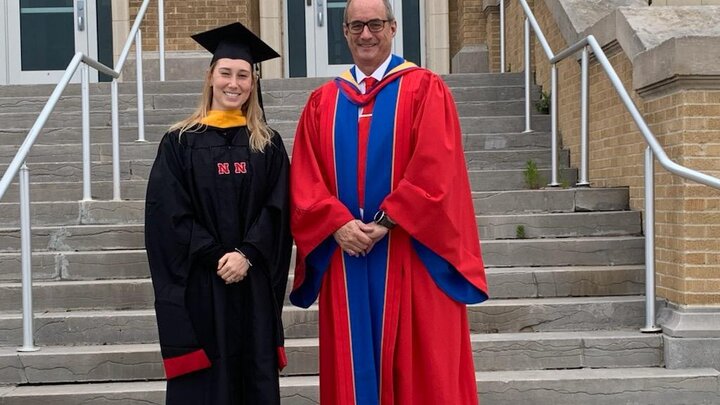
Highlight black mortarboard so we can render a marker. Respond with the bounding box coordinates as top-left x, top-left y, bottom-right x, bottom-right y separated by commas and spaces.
191, 22, 280, 65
